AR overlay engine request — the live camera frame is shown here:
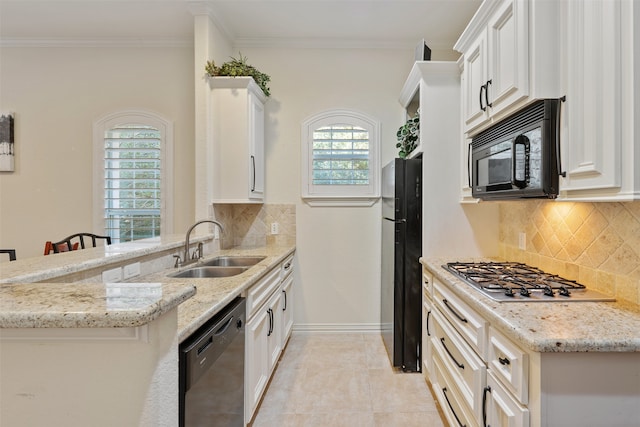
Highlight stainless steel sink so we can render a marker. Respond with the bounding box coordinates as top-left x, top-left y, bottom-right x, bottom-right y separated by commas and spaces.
199, 256, 266, 267
169, 266, 248, 278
